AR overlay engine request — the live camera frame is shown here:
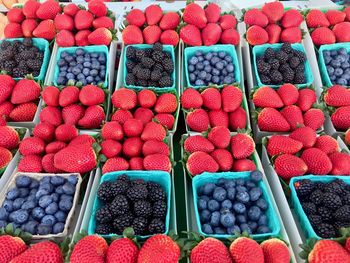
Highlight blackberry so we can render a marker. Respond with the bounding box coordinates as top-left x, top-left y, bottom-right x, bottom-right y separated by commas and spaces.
314, 182, 325, 191
144, 48, 153, 57
136, 68, 151, 80
153, 200, 167, 219
17, 45, 26, 53
316, 223, 336, 238
12, 67, 27, 78
117, 174, 131, 184
147, 182, 166, 202
110, 195, 130, 216
301, 202, 317, 215
126, 61, 136, 72
341, 193, 350, 204
310, 190, 324, 205
295, 64, 305, 74
159, 76, 173, 87
334, 205, 350, 222
27, 59, 42, 70
32, 70, 40, 77
126, 46, 136, 60
132, 65, 142, 76
134, 200, 152, 218
18, 50, 35, 60
36, 53, 44, 61
334, 221, 350, 233
294, 50, 307, 62
268, 58, 280, 70
294, 73, 306, 84
23, 38, 33, 47
95, 223, 114, 235
317, 207, 333, 222
135, 49, 145, 62
281, 43, 293, 54
296, 180, 315, 197
289, 57, 300, 69
148, 81, 158, 87
114, 180, 129, 195
1, 40, 10, 49
127, 184, 148, 201
148, 218, 165, 234
259, 74, 271, 85
126, 74, 136, 85
323, 192, 342, 210
153, 42, 163, 52
264, 48, 275, 60
132, 179, 147, 187
153, 63, 164, 72
132, 217, 148, 235
257, 59, 271, 75
2, 60, 16, 71
151, 70, 162, 81
141, 57, 155, 69
308, 214, 322, 227
137, 79, 148, 87
96, 205, 113, 223
152, 51, 164, 63
282, 70, 295, 83
97, 181, 119, 202
270, 70, 283, 84
325, 180, 346, 195
162, 58, 174, 73
163, 52, 172, 60
113, 212, 134, 234
275, 51, 289, 64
